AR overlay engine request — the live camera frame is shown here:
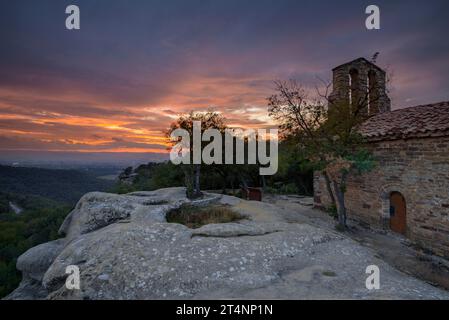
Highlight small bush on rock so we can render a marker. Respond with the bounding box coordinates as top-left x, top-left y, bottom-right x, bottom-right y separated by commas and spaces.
166, 204, 243, 229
